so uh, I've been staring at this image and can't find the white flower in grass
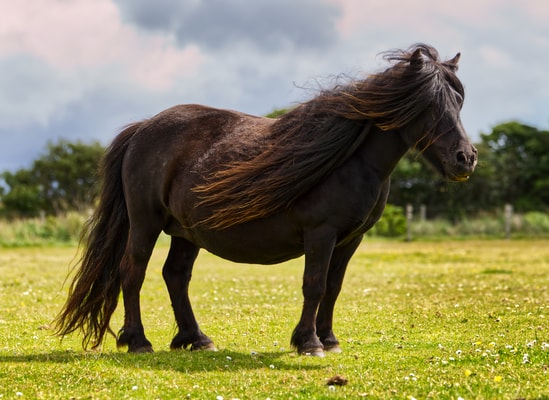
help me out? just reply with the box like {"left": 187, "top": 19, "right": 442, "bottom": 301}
{"left": 404, "top": 373, "right": 417, "bottom": 381}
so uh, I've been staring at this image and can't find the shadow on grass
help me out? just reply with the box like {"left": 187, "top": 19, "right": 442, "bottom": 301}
{"left": 0, "top": 348, "right": 324, "bottom": 373}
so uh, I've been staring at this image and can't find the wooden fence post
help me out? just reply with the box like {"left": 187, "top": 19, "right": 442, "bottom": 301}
{"left": 406, "top": 204, "right": 413, "bottom": 242}
{"left": 504, "top": 203, "right": 513, "bottom": 240}
{"left": 420, "top": 204, "right": 427, "bottom": 222}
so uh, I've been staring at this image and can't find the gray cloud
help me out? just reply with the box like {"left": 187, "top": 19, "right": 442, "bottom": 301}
{"left": 0, "top": 55, "right": 70, "bottom": 130}
{"left": 113, "top": 0, "right": 341, "bottom": 51}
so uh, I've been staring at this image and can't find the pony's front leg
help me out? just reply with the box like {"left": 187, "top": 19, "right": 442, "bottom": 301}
{"left": 316, "top": 236, "right": 362, "bottom": 353}
{"left": 291, "top": 229, "right": 336, "bottom": 357}
{"left": 117, "top": 239, "right": 155, "bottom": 353}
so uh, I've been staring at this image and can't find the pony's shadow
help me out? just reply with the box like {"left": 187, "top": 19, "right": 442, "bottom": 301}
{"left": 0, "top": 348, "right": 323, "bottom": 373}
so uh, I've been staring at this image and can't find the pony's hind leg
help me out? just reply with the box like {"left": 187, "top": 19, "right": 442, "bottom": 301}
{"left": 163, "top": 236, "right": 215, "bottom": 351}
{"left": 117, "top": 229, "right": 159, "bottom": 353}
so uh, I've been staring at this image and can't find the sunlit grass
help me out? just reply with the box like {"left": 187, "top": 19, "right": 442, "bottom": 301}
{"left": 1, "top": 239, "right": 548, "bottom": 399}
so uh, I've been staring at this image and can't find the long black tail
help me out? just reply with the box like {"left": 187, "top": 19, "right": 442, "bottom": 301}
{"left": 54, "top": 123, "right": 141, "bottom": 349}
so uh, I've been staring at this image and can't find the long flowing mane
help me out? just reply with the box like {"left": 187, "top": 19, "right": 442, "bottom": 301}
{"left": 193, "top": 44, "right": 462, "bottom": 229}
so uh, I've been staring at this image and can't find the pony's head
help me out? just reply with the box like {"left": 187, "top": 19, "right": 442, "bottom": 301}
{"left": 323, "top": 43, "right": 477, "bottom": 181}
{"left": 385, "top": 44, "right": 477, "bottom": 181}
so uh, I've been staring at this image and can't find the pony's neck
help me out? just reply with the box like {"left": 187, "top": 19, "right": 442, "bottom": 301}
{"left": 359, "top": 126, "right": 410, "bottom": 182}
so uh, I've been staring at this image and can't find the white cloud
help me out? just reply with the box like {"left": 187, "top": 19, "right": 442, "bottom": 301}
{"left": 1, "top": 0, "right": 204, "bottom": 89}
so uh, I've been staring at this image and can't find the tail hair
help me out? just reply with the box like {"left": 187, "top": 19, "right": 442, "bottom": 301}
{"left": 53, "top": 123, "right": 141, "bottom": 349}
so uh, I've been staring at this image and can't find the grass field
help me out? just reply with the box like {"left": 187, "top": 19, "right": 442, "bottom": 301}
{"left": 1, "top": 239, "right": 548, "bottom": 399}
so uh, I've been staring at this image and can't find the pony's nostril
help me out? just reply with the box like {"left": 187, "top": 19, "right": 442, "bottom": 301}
{"left": 456, "top": 150, "right": 476, "bottom": 167}
{"left": 470, "top": 154, "right": 477, "bottom": 164}
{"left": 471, "top": 147, "right": 478, "bottom": 165}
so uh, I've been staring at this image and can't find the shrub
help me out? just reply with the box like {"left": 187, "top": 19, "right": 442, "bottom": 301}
{"left": 522, "top": 211, "right": 549, "bottom": 235}
{"left": 0, "top": 212, "right": 87, "bottom": 247}
{"left": 371, "top": 204, "right": 406, "bottom": 237}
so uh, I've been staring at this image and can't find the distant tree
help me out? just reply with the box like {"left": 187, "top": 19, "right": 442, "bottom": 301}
{"left": 0, "top": 139, "right": 104, "bottom": 217}
{"left": 387, "top": 153, "right": 438, "bottom": 210}
{"left": 32, "top": 139, "right": 104, "bottom": 213}
{"left": 265, "top": 108, "right": 291, "bottom": 118}
{"left": 387, "top": 151, "right": 477, "bottom": 219}
{"left": 1, "top": 169, "right": 44, "bottom": 217}
{"left": 479, "top": 121, "right": 549, "bottom": 211}
{"left": 389, "top": 121, "right": 549, "bottom": 216}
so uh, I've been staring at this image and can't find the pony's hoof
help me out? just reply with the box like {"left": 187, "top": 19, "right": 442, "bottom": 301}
{"left": 191, "top": 342, "right": 218, "bottom": 352}
{"left": 324, "top": 344, "right": 342, "bottom": 354}
{"left": 300, "top": 348, "right": 325, "bottom": 357}
{"left": 129, "top": 345, "right": 154, "bottom": 353}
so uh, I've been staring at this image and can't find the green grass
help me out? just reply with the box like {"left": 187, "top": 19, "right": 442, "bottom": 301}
{"left": 1, "top": 239, "right": 549, "bottom": 399}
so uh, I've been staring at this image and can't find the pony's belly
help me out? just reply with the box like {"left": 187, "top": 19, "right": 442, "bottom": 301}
{"left": 180, "top": 218, "right": 305, "bottom": 265}
{"left": 199, "top": 231, "right": 304, "bottom": 264}
{"left": 204, "top": 244, "right": 304, "bottom": 265}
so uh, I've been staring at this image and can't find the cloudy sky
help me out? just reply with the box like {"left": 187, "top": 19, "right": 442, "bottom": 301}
{"left": 1, "top": 0, "right": 548, "bottom": 172}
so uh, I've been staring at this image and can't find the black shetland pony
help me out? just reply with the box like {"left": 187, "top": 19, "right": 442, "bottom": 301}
{"left": 55, "top": 44, "right": 477, "bottom": 356}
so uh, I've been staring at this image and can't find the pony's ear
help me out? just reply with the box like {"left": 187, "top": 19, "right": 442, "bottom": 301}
{"left": 445, "top": 52, "right": 461, "bottom": 72}
{"left": 410, "top": 48, "right": 424, "bottom": 71}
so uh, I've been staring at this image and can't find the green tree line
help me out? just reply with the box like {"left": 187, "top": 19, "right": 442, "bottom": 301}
{"left": 389, "top": 121, "right": 549, "bottom": 218}
{"left": 1, "top": 139, "right": 103, "bottom": 218}
{"left": 1, "top": 121, "right": 548, "bottom": 219}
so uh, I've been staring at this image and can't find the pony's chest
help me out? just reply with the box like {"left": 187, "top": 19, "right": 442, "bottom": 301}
{"left": 334, "top": 179, "right": 390, "bottom": 241}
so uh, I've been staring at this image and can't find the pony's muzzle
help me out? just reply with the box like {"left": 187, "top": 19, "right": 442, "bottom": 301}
{"left": 452, "top": 145, "right": 477, "bottom": 181}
